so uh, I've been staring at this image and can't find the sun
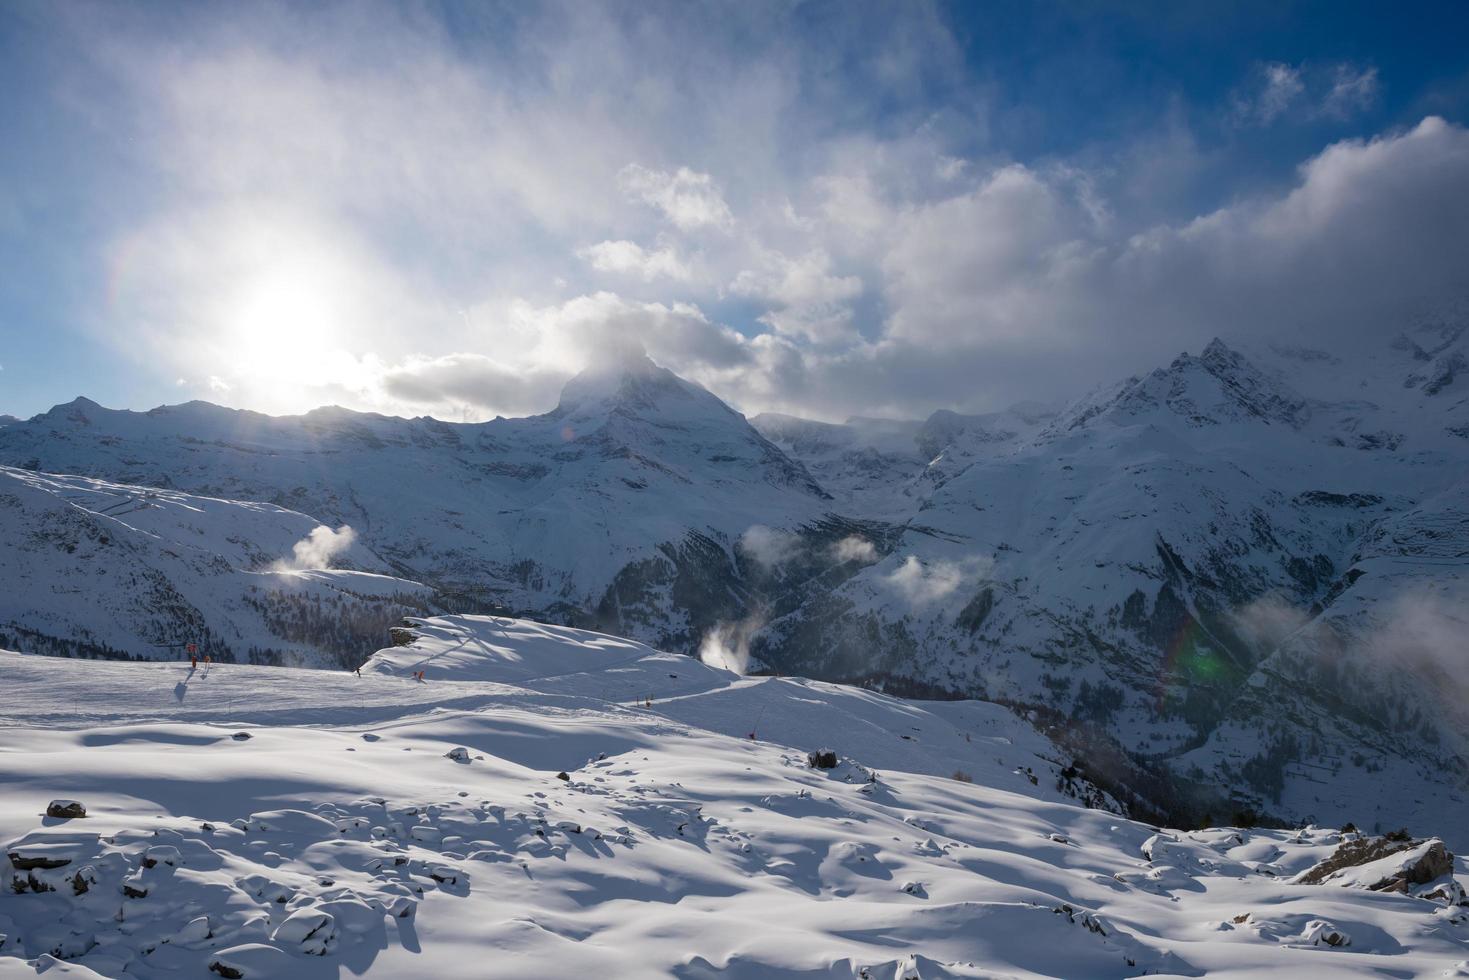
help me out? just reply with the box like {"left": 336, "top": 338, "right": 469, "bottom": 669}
{"left": 229, "top": 267, "right": 339, "bottom": 374}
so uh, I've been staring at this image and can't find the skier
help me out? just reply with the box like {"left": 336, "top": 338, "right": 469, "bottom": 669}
{"left": 190, "top": 654, "right": 198, "bottom": 670}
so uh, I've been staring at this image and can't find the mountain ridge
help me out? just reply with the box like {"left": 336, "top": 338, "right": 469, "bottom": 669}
{"left": 1, "top": 335, "right": 1466, "bottom": 836}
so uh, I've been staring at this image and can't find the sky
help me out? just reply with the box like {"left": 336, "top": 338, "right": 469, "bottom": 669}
{"left": 2, "top": 0, "right": 1469, "bottom": 423}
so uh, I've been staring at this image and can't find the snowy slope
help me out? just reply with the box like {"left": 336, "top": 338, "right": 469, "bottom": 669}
{"left": 3, "top": 616, "right": 1467, "bottom": 979}
{"left": 0, "top": 466, "right": 431, "bottom": 666}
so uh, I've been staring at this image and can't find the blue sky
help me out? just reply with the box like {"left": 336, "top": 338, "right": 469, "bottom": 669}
{"left": 2, "top": 1, "right": 1468, "bottom": 421}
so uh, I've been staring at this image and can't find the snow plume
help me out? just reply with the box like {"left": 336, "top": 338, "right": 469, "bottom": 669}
{"left": 738, "top": 525, "right": 800, "bottom": 570}
{"left": 698, "top": 612, "right": 765, "bottom": 675}
{"left": 273, "top": 524, "right": 356, "bottom": 572}
{"left": 1230, "top": 592, "right": 1314, "bottom": 653}
{"left": 831, "top": 535, "right": 878, "bottom": 564}
{"left": 882, "top": 555, "right": 993, "bottom": 607}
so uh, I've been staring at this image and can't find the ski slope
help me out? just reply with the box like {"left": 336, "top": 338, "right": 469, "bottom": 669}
{"left": 2, "top": 617, "right": 1466, "bottom": 978}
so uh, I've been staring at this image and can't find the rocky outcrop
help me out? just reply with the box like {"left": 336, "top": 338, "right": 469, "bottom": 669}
{"left": 1295, "top": 835, "right": 1454, "bottom": 893}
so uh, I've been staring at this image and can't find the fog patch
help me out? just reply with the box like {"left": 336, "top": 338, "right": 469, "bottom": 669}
{"left": 1231, "top": 591, "right": 1314, "bottom": 653}
{"left": 832, "top": 535, "right": 878, "bottom": 564}
{"left": 882, "top": 555, "right": 993, "bottom": 607}
{"left": 739, "top": 525, "right": 801, "bottom": 570}
{"left": 1367, "top": 588, "right": 1469, "bottom": 685}
{"left": 699, "top": 612, "right": 765, "bottom": 675}
{"left": 272, "top": 524, "right": 357, "bottom": 572}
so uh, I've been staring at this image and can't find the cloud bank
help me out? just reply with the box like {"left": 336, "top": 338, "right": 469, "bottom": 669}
{"left": 22, "top": 5, "right": 1469, "bottom": 423}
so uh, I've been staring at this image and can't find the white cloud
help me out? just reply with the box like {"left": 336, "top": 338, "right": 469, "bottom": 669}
{"left": 731, "top": 249, "right": 862, "bottom": 308}
{"left": 1322, "top": 64, "right": 1380, "bottom": 119}
{"left": 1252, "top": 63, "right": 1304, "bottom": 124}
{"left": 619, "top": 164, "right": 734, "bottom": 230}
{"left": 580, "top": 239, "right": 692, "bottom": 281}
{"left": 1233, "top": 61, "right": 1380, "bottom": 127}
{"left": 731, "top": 248, "right": 864, "bottom": 344}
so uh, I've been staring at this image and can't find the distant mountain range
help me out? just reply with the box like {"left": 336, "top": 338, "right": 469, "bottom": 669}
{"left": 2, "top": 329, "right": 1466, "bottom": 835}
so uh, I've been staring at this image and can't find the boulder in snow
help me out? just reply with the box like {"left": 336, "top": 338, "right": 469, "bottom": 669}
{"left": 808, "top": 749, "right": 838, "bottom": 769}
{"left": 210, "top": 944, "right": 296, "bottom": 977}
{"left": 45, "top": 800, "right": 86, "bottom": 819}
{"left": 270, "top": 908, "right": 336, "bottom": 955}
{"left": 1295, "top": 835, "right": 1454, "bottom": 893}
{"left": 1301, "top": 919, "right": 1351, "bottom": 947}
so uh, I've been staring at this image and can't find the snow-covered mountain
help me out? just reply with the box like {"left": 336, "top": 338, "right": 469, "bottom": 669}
{"left": 1, "top": 332, "right": 1466, "bottom": 837}
{"left": 0, "top": 466, "right": 431, "bottom": 665}
{"left": 2, "top": 617, "right": 1466, "bottom": 978}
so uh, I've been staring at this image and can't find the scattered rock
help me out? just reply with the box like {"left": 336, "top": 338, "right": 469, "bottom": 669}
{"left": 1302, "top": 920, "right": 1351, "bottom": 947}
{"left": 142, "top": 845, "right": 180, "bottom": 869}
{"left": 808, "top": 749, "right": 838, "bottom": 769}
{"left": 45, "top": 800, "right": 86, "bottom": 820}
{"left": 69, "top": 865, "right": 97, "bottom": 896}
{"left": 7, "top": 849, "right": 73, "bottom": 871}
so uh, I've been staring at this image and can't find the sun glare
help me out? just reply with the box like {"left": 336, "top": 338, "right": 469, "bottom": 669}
{"left": 230, "top": 269, "right": 338, "bottom": 373}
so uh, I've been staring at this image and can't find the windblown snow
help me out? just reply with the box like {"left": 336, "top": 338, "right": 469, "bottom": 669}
{"left": 2, "top": 616, "right": 1466, "bottom": 978}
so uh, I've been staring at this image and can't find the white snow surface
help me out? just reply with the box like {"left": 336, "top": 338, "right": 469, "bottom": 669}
{"left": 3, "top": 616, "right": 1467, "bottom": 978}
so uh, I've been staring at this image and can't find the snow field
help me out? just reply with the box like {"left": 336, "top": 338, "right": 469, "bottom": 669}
{"left": 1, "top": 616, "right": 1466, "bottom": 978}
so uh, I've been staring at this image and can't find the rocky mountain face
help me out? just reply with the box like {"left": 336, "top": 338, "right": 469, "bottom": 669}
{"left": 1, "top": 335, "right": 1465, "bottom": 834}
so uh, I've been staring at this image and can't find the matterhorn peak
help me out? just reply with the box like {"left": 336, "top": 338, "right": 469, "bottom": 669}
{"left": 551, "top": 350, "right": 732, "bottom": 425}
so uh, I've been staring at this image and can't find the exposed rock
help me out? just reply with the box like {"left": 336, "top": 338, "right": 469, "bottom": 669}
{"left": 1296, "top": 835, "right": 1454, "bottom": 893}
{"left": 555, "top": 771, "right": 571, "bottom": 781}
{"left": 142, "top": 845, "right": 181, "bottom": 869}
{"left": 389, "top": 626, "right": 418, "bottom": 647}
{"left": 1302, "top": 920, "right": 1350, "bottom": 947}
{"left": 808, "top": 749, "right": 838, "bottom": 769}
{"left": 6, "top": 850, "right": 71, "bottom": 871}
{"left": 444, "top": 747, "right": 470, "bottom": 763}
{"left": 45, "top": 800, "right": 86, "bottom": 819}
{"left": 69, "top": 865, "right": 97, "bottom": 896}
{"left": 231, "top": 732, "right": 252, "bottom": 741}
